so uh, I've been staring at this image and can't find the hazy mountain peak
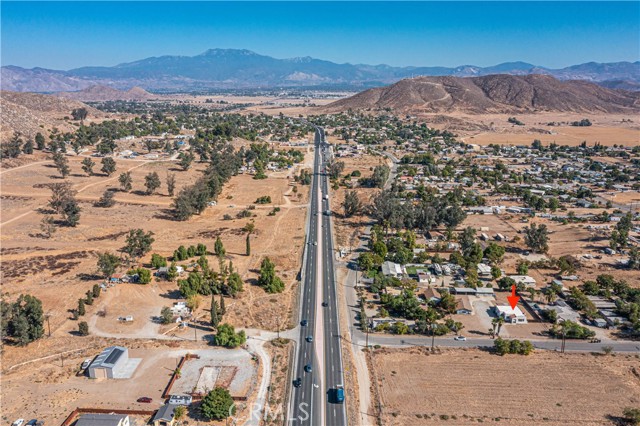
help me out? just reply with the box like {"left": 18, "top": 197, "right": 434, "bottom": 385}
{"left": 199, "top": 48, "right": 259, "bottom": 57}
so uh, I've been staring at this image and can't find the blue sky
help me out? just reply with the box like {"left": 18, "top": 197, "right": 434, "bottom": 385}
{"left": 2, "top": 1, "right": 639, "bottom": 70}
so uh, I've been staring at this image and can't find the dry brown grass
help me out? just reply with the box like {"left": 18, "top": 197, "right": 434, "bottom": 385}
{"left": 371, "top": 347, "right": 640, "bottom": 426}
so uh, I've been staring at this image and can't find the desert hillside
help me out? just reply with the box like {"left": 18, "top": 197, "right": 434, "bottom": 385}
{"left": 0, "top": 91, "right": 106, "bottom": 140}
{"left": 321, "top": 74, "right": 640, "bottom": 114}
{"left": 55, "top": 85, "right": 159, "bottom": 102}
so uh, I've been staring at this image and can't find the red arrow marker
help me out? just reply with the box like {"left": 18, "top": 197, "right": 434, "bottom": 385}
{"left": 507, "top": 285, "right": 520, "bottom": 309}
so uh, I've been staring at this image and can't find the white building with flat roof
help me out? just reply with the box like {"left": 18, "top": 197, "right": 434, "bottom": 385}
{"left": 494, "top": 305, "right": 527, "bottom": 324}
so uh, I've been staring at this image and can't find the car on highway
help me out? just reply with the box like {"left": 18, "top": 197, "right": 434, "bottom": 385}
{"left": 304, "top": 364, "right": 312, "bottom": 373}
{"left": 321, "top": 301, "right": 328, "bottom": 307}
{"left": 300, "top": 319, "right": 308, "bottom": 326}
{"left": 137, "top": 397, "right": 153, "bottom": 403}
{"left": 454, "top": 335, "right": 467, "bottom": 341}
{"left": 305, "top": 335, "right": 313, "bottom": 342}
{"left": 293, "top": 378, "right": 302, "bottom": 388}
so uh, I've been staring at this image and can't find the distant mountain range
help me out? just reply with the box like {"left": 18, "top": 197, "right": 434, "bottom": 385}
{"left": 2, "top": 49, "right": 639, "bottom": 92}
{"left": 321, "top": 74, "right": 640, "bottom": 114}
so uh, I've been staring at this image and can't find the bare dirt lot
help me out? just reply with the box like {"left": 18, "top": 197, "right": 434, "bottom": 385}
{"left": 438, "top": 112, "right": 640, "bottom": 147}
{"left": 371, "top": 347, "right": 640, "bottom": 426}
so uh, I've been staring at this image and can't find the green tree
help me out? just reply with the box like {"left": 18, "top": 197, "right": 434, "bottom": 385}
{"left": 214, "top": 237, "right": 226, "bottom": 257}
{"left": 219, "top": 295, "right": 226, "bottom": 315}
{"left": 211, "top": 296, "right": 220, "bottom": 328}
{"left": 95, "top": 189, "right": 116, "bottom": 208}
{"left": 61, "top": 197, "right": 81, "bottom": 226}
{"left": 77, "top": 298, "right": 86, "bottom": 316}
{"left": 78, "top": 321, "right": 89, "bottom": 336}
{"left": 121, "top": 229, "right": 155, "bottom": 263}
{"left": 97, "top": 252, "right": 121, "bottom": 279}
{"left": 201, "top": 387, "right": 236, "bottom": 421}
{"left": 144, "top": 171, "right": 161, "bottom": 195}
{"left": 516, "top": 261, "right": 529, "bottom": 275}
{"left": 23, "top": 138, "right": 34, "bottom": 154}
{"left": 178, "top": 151, "right": 195, "bottom": 171}
{"left": 214, "top": 323, "right": 246, "bottom": 348}
{"left": 132, "top": 267, "right": 152, "bottom": 284}
{"left": 100, "top": 157, "right": 117, "bottom": 176}
{"left": 610, "top": 213, "right": 633, "bottom": 250}
{"left": 226, "top": 272, "right": 244, "bottom": 296}
{"left": 244, "top": 221, "right": 255, "bottom": 256}
{"left": 167, "top": 262, "right": 179, "bottom": 281}
{"left": 484, "top": 243, "right": 506, "bottom": 265}
{"left": 166, "top": 173, "right": 176, "bottom": 197}
{"left": 524, "top": 223, "right": 549, "bottom": 253}
{"left": 160, "top": 306, "right": 173, "bottom": 325}
{"left": 72, "top": 107, "right": 88, "bottom": 121}
{"left": 35, "top": 132, "right": 46, "bottom": 150}
{"left": 151, "top": 254, "right": 167, "bottom": 269}
{"left": 343, "top": 190, "right": 363, "bottom": 217}
{"left": 623, "top": 407, "right": 640, "bottom": 426}
{"left": 52, "top": 152, "right": 70, "bottom": 178}
{"left": 118, "top": 172, "right": 133, "bottom": 192}
{"left": 258, "top": 257, "right": 285, "bottom": 293}
{"left": 92, "top": 284, "right": 101, "bottom": 298}
{"left": 81, "top": 157, "right": 95, "bottom": 176}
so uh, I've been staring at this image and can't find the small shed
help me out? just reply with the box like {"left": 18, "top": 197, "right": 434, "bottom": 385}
{"left": 87, "top": 346, "right": 129, "bottom": 379}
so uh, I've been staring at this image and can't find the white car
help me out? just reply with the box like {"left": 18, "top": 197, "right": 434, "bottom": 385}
{"left": 454, "top": 336, "right": 467, "bottom": 341}
{"left": 13, "top": 420, "right": 25, "bottom": 426}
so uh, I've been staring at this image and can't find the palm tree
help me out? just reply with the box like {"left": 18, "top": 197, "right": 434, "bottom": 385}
{"left": 527, "top": 287, "right": 537, "bottom": 301}
{"left": 545, "top": 290, "right": 557, "bottom": 305}
{"left": 492, "top": 316, "right": 505, "bottom": 338}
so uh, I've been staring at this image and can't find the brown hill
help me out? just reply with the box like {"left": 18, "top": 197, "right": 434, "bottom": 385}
{"left": 55, "top": 85, "right": 159, "bottom": 102}
{"left": 321, "top": 74, "right": 640, "bottom": 114}
{"left": 0, "top": 91, "right": 106, "bottom": 141}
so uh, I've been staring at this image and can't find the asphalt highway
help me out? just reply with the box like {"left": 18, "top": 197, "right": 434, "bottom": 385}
{"left": 289, "top": 127, "right": 348, "bottom": 426}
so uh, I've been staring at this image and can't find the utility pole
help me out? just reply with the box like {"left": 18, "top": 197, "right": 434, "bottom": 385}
{"left": 431, "top": 324, "right": 435, "bottom": 351}
{"left": 45, "top": 313, "right": 51, "bottom": 337}
{"left": 194, "top": 320, "right": 198, "bottom": 342}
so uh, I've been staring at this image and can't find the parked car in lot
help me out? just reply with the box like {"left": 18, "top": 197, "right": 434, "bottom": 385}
{"left": 137, "top": 397, "right": 153, "bottom": 403}
{"left": 26, "top": 420, "right": 38, "bottom": 426}
{"left": 454, "top": 335, "right": 467, "bottom": 341}
{"left": 12, "top": 420, "right": 25, "bottom": 426}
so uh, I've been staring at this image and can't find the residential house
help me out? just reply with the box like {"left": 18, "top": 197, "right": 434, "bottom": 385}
{"left": 381, "top": 261, "right": 404, "bottom": 278}
{"left": 455, "top": 296, "right": 473, "bottom": 314}
{"left": 152, "top": 404, "right": 179, "bottom": 426}
{"left": 494, "top": 305, "right": 527, "bottom": 324}
{"left": 76, "top": 414, "right": 129, "bottom": 426}
{"left": 509, "top": 275, "right": 537, "bottom": 288}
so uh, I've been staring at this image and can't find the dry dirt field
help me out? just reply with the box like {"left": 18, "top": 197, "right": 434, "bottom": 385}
{"left": 1, "top": 143, "right": 312, "bottom": 367}
{"left": 431, "top": 112, "right": 640, "bottom": 147}
{"left": 371, "top": 347, "right": 640, "bottom": 426}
